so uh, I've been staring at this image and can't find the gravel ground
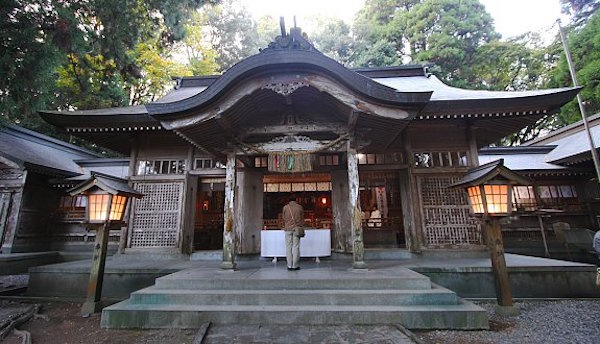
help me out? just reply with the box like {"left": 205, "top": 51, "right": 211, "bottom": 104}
{"left": 1, "top": 275, "right": 599, "bottom": 343}
{"left": 417, "top": 299, "right": 600, "bottom": 344}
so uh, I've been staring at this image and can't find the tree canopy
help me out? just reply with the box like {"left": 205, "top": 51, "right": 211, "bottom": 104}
{"left": 2, "top": 0, "right": 600, "bottom": 147}
{"left": 1, "top": 0, "right": 215, "bottom": 135}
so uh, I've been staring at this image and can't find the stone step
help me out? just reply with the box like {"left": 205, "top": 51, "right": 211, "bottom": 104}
{"left": 129, "top": 286, "right": 458, "bottom": 306}
{"left": 364, "top": 249, "right": 413, "bottom": 260}
{"left": 154, "top": 277, "right": 431, "bottom": 290}
{"left": 153, "top": 269, "right": 432, "bottom": 291}
{"left": 101, "top": 300, "right": 488, "bottom": 329}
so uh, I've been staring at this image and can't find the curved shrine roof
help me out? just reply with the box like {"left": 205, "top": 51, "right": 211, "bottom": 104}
{"left": 38, "top": 29, "right": 579, "bottom": 154}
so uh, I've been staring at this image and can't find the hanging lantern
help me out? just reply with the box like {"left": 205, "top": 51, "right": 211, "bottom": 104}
{"left": 450, "top": 159, "right": 529, "bottom": 217}
{"left": 68, "top": 171, "right": 143, "bottom": 224}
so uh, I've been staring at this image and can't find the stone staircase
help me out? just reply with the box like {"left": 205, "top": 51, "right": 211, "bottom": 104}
{"left": 101, "top": 263, "right": 489, "bottom": 330}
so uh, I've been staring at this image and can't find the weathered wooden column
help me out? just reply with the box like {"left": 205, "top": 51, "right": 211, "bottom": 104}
{"left": 485, "top": 217, "right": 517, "bottom": 315}
{"left": 1, "top": 170, "right": 26, "bottom": 254}
{"left": 347, "top": 143, "right": 367, "bottom": 269}
{"left": 221, "top": 152, "right": 237, "bottom": 270}
{"left": 81, "top": 222, "right": 109, "bottom": 315}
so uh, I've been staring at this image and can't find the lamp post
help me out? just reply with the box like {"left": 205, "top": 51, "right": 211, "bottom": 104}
{"left": 450, "top": 159, "right": 529, "bottom": 316}
{"left": 68, "top": 172, "right": 142, "bottom": 316}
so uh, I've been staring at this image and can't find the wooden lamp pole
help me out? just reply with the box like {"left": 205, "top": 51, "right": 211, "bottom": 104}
{"left": 450, "top": 159, "right": 530, "bottom": 316}
{"left": 67, "top": 172, "right": 142, "bottom": 316}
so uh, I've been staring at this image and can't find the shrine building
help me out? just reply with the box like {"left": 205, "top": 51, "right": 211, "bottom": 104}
{"left": 39, "top": 28, "right": 581, "bottom": 268}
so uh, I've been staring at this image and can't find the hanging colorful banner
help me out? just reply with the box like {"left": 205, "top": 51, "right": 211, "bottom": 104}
{"left": 268, "top": 152, "right": 313, "bottom": 172}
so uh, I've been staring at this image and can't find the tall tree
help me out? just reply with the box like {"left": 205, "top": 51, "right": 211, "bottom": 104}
{"left": 255, "top": 15, "right": 280, "bottom": 52}
{"left": 0, "top": 1, "right": 64, "bottom": 130}
{"left": 352, "top": 0, "right": 500, "bottom": 85}
{"left": 395, "top": 0, "right": 500, "bottom": 86}
{"left": 199, "top": 0, "right": 260, "bottom": 71}
{"left": 1, "top": 0, "right": 215, "bottom": 132}
{"left": 352, "top": 0, "right": 414, "bottom": 67}
{"left": 561, "top": 0, "right": 600, "bottom": 27}
{"left": 311, "top": 17, "right": 354, "bottom": 66}
{"left": 549, "top": 10, "right": 600, "bottom": 126}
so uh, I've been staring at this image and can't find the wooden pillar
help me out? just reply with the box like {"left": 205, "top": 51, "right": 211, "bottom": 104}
{"left": 221, "top": 152, "right": 237, "bottom": 270}
{"left": 485, "top": 217, "right": 517, "bottom": 315}
{"left": 81, "top": 222, "right": 109, "bottom": 315}
{"left": 1, "top": 171, "right": 27, "bottom": 254}
{"left": 235, "top": 170, "right": 263, "bottom": 254}
{"left": 399, "top": 169, "right": 420, "bottom": 252}
{"left": 347, "top": 144, "right": 367, "bottom": 269}
{"left": 119, "top": 139, "right": 138, "bottom": 254}
{"left": 467, "top": 125, "right": 480, "bottom": 167}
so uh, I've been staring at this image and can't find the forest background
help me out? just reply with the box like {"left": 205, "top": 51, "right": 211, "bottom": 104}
{"left": 1, "top": 0, "right": 599, "bottom": 152}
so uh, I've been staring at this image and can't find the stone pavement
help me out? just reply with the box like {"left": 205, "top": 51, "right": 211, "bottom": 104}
{"left": 202, "top": 324, "right": 417, "bottom": 343}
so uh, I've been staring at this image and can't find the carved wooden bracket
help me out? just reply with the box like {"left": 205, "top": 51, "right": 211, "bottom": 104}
{"left": 262, "top": 80, "right": 308, "bottom": 96}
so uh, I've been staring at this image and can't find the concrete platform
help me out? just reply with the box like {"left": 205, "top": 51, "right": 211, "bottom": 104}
{"left": 24, "top": 250, "right": 600, "bottom": 301}
{"left": 406, "top": 253, "right": 600, "bottom": 298}
{"left": 0, "top": 252, "right": 61, "bottom": 275}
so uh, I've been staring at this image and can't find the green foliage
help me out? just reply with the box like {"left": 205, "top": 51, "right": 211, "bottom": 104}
{"left": 398, "top": 0, "right": 500, "bottom": 85}
{"left": 561, "top": 0, "right": 600, "bottom": 27}
{"left": 352, "top": 0, "right": 417, "bottom": 67}
{"left": 310, "top": 17, "right": 354, "bottom": 66}
{"left": 352, "top": 0, "right": 500, "bottom": 85}
{"left": 179, "top": 11, "right": 220, "bottom": 75}
{"left": 550, "top": 11, "right": 600, "bottom": 127}
{"left": 471, "top": 34, "right": 553, "bottom": 91}
{"left": 0, "top": 0, "right": 63, "bottom": 130}
{"left": 198, "top": 0, "right": 260, "bottom": 71}
{"left": 255, "top": 15, "right": 281, "bottom": 50}
{"left": 0, "top": 0, "right": 215, "bottom": 138}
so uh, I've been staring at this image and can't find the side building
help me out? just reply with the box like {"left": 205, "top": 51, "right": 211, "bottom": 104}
{"left": 480, "top": 113, "right": 600, "bottom": 262}
{"left": 0, "top": 124, "right": 129, "bottom": 257}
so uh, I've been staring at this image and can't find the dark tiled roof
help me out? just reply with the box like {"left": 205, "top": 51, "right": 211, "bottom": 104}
{"left": 0, "top": 125, "right": 101, "bottom": 177}
{"left": 449, "top": 159, "right": 530, "bottom": 188}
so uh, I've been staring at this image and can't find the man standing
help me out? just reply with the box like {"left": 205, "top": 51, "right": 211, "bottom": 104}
{"left": 283, "top": 196, "right": 304, "bottom": 271}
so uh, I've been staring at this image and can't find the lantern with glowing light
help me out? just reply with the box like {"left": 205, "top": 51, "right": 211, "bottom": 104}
{"left": 451, "top": 159, "right": 529, "bottom": 217}
{"left": 68, "top": 171, "right": 142, "bottom": 315}
{"left": 449, "top": 159, "right": 529, "bottom": 314}
{"left": 69, "top": 172, "right": 142, "bottom": 224}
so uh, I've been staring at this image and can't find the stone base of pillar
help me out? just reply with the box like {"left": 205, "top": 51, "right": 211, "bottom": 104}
{"left": 220, "top": 261, "right": 236, "bottom": 270}
{"left": 81, "top": 300, "right": 103, "bottom": 316}
{"left": 495, "top": 305, "right": 519, "bottom": 316}
{"left": 352, "top": 261, "right": 368, "bottom": 269}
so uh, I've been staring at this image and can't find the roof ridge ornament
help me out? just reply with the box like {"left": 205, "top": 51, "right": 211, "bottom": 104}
{"left": 260, "top": 17, "right": 316, "bottom": 53}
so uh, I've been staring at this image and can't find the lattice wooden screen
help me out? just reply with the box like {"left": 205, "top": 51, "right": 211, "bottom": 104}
{"left": 418, "top": 176, "right": 481, "bottom": 247}
{"left": 130, "top": 182, "right": 183, "bottom": 248}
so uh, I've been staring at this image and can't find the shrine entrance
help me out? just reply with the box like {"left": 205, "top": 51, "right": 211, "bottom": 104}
{"left": 193, "top": 177, "right": 225, "bottom": 251}
{"left": 262, "top": 173, "right": 333, "bottom": 230}
{"left": 359, "top": 171, "right": 406, "bottom": 248}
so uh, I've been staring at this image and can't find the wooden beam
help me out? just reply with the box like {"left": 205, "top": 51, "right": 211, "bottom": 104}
{"left": 383, "top": 129, "right": 404, "bottom": 151}
{"left": 173, "top": 129, "right": 225, "bottom": 161}
{"left": 241, "top": 123, "right": 346, "bottom": 138}
{"left": 347, "top": 110, "right": 359, "bottom": 133}
{"left": 216, "top": 113, "right": 235, "bottom": 136}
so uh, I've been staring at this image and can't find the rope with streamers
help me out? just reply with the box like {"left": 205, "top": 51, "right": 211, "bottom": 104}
{"left": 237, "top": 134, "right": 350, "bottom": 173}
